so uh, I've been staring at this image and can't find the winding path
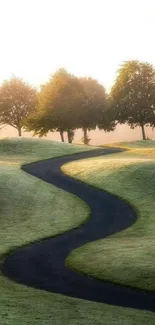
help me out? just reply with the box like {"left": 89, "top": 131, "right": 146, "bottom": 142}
{"left": 2, "top": 148, "right": 155, "bottom": 312}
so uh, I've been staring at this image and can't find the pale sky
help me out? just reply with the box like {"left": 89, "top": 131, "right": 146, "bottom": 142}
{"left": 0, "top": 0, "right": 155, "bottom": 91}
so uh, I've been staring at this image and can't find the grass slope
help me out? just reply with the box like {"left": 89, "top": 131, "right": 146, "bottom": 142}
{"left": 0, "top": 138, "right": 154, "bottom": 324}
{"left": 63, "top": 140, "right": 155, "bottom": 292}
{"left": 0, "top": 138, "right": 91, "bottom": 254}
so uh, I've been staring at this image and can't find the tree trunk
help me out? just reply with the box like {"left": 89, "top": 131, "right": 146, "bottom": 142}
{"left": 67, "top": 129, "right": 74, "bottom": 143}
{"left": 60, "top": 130, "right": 65, "bottom": 142}
{"left": 141, "top": 124, "right": 146, "bottom": 140}
{"left": 83, "top": 127, "right": 88, "bottom": 144}
{"left": 67, "top": 130, "right": 72, "bottom": 143}
{"left": 18, "top": 127, "right": 22, "bottom": 137}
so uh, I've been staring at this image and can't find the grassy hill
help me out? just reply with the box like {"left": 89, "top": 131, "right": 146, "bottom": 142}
{"left": 0, "top": 138, "right": 154, "bottom": 325}
{"left": 63, "top": 140, "right": 155, "bottom": 291}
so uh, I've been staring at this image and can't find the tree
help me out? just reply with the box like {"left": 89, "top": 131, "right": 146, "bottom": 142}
{"left": 0, "top": 77, "right": 37, "bottom": 136}
{"left": 66, "top": 129, "right": 75, "bottom": 143}
{"left": 78, "top": 78, "right": 110, "bottom": 144}
{"left": 110, "top": 60, "right": 155, "bottom": 140}
{"left": 27, "top": 69, "right": 85, "bottom": 143}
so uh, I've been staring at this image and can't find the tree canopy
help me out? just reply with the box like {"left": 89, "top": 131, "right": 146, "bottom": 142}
{"left": 4, "top": 61, "right": 155, "bottom": 143}
{"left": 27, "top": 69, "right": 85, "bottom": 143}
{"left": 27, "top": 72, "right": 115, "bottom": 143}
{"left": 0, "top": 76, "right": 37, "bottom": 136}
{"left": 78, "top": 77, "right": 111, "bottom": 143}
{"left": 110, "top": 60, "right": 155, "bottom": 139}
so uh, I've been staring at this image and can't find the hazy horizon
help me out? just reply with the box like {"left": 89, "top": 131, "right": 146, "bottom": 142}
{"left": 1, "top": 124, "right": 155, "bottom": 145}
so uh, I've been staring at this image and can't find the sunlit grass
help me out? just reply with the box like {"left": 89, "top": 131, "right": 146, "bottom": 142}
{"left": 63, "top": 140, "right": 155, "bottom": 292}
{"left": 105, "top": 139, "right": 155, "bottom": 149}
{"left": 0, "top": 166, "right": 90, "bottom": 255}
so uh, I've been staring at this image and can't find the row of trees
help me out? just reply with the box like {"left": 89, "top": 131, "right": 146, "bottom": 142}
{"left": 27, "top": 69, "right": 115, "bottom": 144}
{"left": 0, "top": 60, "right": 155, "bottom": 143}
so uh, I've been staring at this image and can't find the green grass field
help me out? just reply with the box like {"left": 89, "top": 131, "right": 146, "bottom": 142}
{"left": 0, "top": 138, "right": 92, "bottom": 255}
{"left": 0, "top": 138, "right": 154, "bottom": 325}
{"left": 63, "top": 140, "right": 155, "bottom": 293}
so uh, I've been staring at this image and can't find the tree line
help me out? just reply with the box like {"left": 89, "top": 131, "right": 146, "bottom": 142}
{"left": 0, "top": 60, "right": 155, "bottom": 143}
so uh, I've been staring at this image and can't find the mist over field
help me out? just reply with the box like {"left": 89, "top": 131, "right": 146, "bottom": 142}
{"left": 1, "top": 124, "right": 155, "bottom": 145}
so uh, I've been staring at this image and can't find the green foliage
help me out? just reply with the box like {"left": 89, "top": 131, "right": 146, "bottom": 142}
{"left": 78, "top": 77, "right": 112, "bottom": 143}
{"left": 78, "top": 77, "right": 107, "bottom": 129}
{"left": 26, "top": 72, "right": 114, "bottom": 144}
{"left": 0, "top": 76, "right": 37, "bottom": 136}
{"left": 27, "top": 69, "right": 85, "bottom": 142}
{"left": 110, "top": 60, "right": 155, "bottom": 139}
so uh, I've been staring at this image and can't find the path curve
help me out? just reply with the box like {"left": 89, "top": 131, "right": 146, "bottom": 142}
{"left": 2, "top": 148, "right": 155, "bottom": 312}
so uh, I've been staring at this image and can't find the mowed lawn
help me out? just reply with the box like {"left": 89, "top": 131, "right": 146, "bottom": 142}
{"left": 0, "top": 138, "right": 92, "bottom": 253}
{"left": 0, "top": 138, "right": 154, "bottom": 325}
{"left": 63, "top": 140, "right": 155, "bottom": 292}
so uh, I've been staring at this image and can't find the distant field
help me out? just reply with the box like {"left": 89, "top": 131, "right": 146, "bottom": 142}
{"left": 1, "top": 123, "right": 155, "bottom": 145}
{"left": 106, "top": 139, "right": 155, "bottom": 148}
{"left": 63, "top": 140, "right": 155, "bottom": 291}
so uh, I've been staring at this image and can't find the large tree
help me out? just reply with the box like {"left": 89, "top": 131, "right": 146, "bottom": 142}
{"left": 27, "top": 69, "right": 85, "bottom": 143}
{"left": 78, "top": 77, "right": 111, "bottom": 144}
{"left": 0, "top": 76, "right": 37, "bottom": 136}
{"left": 110, "top": 60, "right": 155, "bottom": 140}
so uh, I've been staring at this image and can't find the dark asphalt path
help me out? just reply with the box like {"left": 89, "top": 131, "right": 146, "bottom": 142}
{"left": 2, "top": 148, "right": 155, "bottom": 312}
